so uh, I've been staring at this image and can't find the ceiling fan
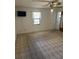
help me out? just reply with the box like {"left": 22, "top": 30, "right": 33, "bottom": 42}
{"left": 41, "top": 0, "right": 63, "bottom": 8}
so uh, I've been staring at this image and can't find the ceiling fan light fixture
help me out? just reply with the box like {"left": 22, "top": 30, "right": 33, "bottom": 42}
{"left": 51, "top": 9, "right": 53, "bottom": 12}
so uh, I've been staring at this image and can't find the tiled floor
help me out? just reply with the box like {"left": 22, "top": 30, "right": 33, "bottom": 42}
{"left": 15, "top": 31, "right": 63, "bottom": 59}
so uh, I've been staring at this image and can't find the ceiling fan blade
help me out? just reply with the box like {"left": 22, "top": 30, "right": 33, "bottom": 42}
{"left": 43, "top": 1, "right": 52, "bottom": 7}
{"left": 37, "top": 0, "right": 52, "bottom": 2}
{"left": 53, "top": 5, "right": 63, "bottom": 8}
{"left": 39, "top": 0, "right": 62, "bottom": 8}
{"left": 58, "top": 2, "right": 61, "bottom": 4}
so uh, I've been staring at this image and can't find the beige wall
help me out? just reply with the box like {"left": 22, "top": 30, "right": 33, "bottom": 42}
{"left": 15, "top": 7, "right": 54, "bottom": 34}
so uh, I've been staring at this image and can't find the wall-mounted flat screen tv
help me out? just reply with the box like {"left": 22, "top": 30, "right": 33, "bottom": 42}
{"left": 17, "top": 11, "right": 26, "bottom": 17}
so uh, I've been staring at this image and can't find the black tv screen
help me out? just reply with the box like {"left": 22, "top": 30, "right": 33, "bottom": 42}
{"left": 17, "top": 11, "right": 26, "bottom": 17}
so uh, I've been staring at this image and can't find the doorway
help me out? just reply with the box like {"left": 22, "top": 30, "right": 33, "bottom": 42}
{"left": 56, "top": 11, "right": 62, "bottom": 30}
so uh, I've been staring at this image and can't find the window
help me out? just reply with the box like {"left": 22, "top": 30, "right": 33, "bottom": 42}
{"left": 58, "top": 12, "right": 61, "bottom": 18}
{"left": 32, "top": 12, "right": 41, "bottom": 24}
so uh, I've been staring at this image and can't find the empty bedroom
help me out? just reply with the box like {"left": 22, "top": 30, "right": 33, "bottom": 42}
{"left": 15, "top": 0, "right": 63, "bottom": 59}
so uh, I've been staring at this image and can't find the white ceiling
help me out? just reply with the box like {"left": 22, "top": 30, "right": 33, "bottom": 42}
{"left": 15, "top": 0, "right": 63, "bottom": 8}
